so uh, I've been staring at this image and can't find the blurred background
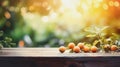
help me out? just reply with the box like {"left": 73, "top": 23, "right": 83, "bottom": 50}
{"left": 0, "top": 0, "right": 120, "bottom": 47}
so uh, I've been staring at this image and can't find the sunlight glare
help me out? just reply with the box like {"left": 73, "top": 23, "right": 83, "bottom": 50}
{"left": 61, "top": 0, "right": 79, "bottom": 9}
{"left": 114, "top": 1, "right": 120, "bottom": 7}
{"left": 42, "top": 16, "right": 49, "bottom": 22}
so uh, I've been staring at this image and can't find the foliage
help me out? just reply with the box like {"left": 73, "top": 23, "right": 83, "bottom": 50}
{"left": 0, "top": 31, "right": 16, "bottom": 49}
{"left": 84, "top": 25, "right": 120, "bottom": 52}
{"left": 0, "top": 0, "right": 120, "bottom": 48}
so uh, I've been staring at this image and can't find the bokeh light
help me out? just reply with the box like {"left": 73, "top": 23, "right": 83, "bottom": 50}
{"left": 0, "top": 0, "right": 120, "bottom": 47}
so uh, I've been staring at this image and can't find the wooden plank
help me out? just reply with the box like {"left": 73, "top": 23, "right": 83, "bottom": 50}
{"left": 0, "top": 48, "right": 120, "bottom": 58}
{"left": 0, "top": 48, "right": 120, "bottom": 67}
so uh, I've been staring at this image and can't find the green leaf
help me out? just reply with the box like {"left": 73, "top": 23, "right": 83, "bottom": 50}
{"left": 100, "top": 33, "right": 107, "bottom": 37}
{"left": 84, "top": 27, "right": 96, "bottom": 33}
{"left": 85, "top": 44, "right": 92, "bottom": 47}
{"left": 0, "top": 31, "right": 3, "bottom": 37}
{"left": 0, "top": 44, "right": 3, "bottom": 49}
{"left": 10, "top": 43, "right": 16, "bottom": 46}
{"left": 112, "top": 33, "right": 119, "bottom": 37}
{"left": 94, "top": 26, "right": 109, "bottom": 34}
{"left": 5, "top": 37, "right": 12, "bottom": 42}
{"left": 86, "top": 34, "right": 96, "bottom": 37}
{"left": 93, "top": 40, "right": 99, "bottom": 46}
{"left": 100, "top": 26, "right": 109, "bottom": 32}
{"left": 94, "top": 26, "right": 100, "bottom": 32}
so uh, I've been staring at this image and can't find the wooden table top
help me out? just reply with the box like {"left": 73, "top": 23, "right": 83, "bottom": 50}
{"left": 0, "top": 48, "right": 120, "bottom": 67}
{"left": 0, "top": 48, "right": 120, "bottom": 57}
{"left": 0, "top": 48, "right": 120, "bottom": 61}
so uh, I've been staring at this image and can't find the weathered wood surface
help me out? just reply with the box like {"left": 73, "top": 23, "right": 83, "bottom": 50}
{"left": 0, "top": 48, "right": 120, "bottom": 62}
{"left": 0, "top": 48, "right": 120, "bottom": 67}
{"left": 0, "top": 48, "right": 120, "bottom": 57}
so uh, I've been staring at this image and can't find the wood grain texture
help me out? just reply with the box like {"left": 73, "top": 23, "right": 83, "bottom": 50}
{"left": 0, "top": 48, "right": 120, "bottom": 57}
{"left": 0, "top": 48, "right": 120, "bottom": 67}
